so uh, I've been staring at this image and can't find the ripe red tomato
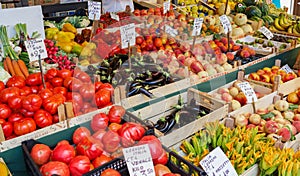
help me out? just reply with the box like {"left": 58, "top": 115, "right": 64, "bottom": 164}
{"left": 20, "top": 108, "right": 35, "bottom": 117}
{"left": 58, "top": 69, "right": 72, "bottom": 79}
{"left": 94, "top": 81, "right": 103, "bottom": 92}
{"left": 100, "top": 168, "right": 121, "bottom": 176}
{"left": 95, "top": 89, "right": 111, "bottom": 108}
{"left": 91, "top": 113, "right": 109, "bottom": 131}
{"left": 30, "top": 86, "right": 39, "bottom": 94}
{"left": 69, "top": 155, "right": 91, "bottom": 176}
{"left": 0, "top": 104, "right": 12, "bottom": 119}
{"left": 52, "top": 142, "right": 76, "bottom": 164}
{"left": 30, "top": 144, "right": 51, "bottom": 165}
{"left": 0, "top": 81, "right": 4, "bottom": 92}
{"left": 45, "top": 68, "right": 58, "bottom": 81}
{"left": 34, "top": 109, "right": 53, "bottom": 128}
{"left": 108, "top": 106, "right": 125, "bottom": 124}
{"left": 99, "top": 83, "right": 114, "bottom": 95}
{"left": 72, "top": 127, "right": 91, "bottom": 145}
{"left": 26, "top": 73, "right": 42, "bottom": 86}
{"left": 138, "top": 135, "right": 163, "bottom": 160}
{"left": 22, "top": 94, "right": 43, "bottom": 112}
{"left": 69, "top": 78, "right": 83, "bottom": 92}
{"left": 8, "top": 112, "right": 23, "bottom": 123}
{"left": 63, "top": 77, "right": 73, "bottom": 88}
{"left": 51, "top": 77, "right": 64, "bottom": 87}
{"left": 66, "top": 92, "right": 83, "bottom": 106}
{"left": 0, "top": 87, "right": 20, "bottom": 103}
{"left": 38, "top": 89, "right": 53, "bottom": 100}
{"left": 7, "top": 95, "right": 23, "bottom": 110}
{"left": 92, "top": 155, "right": 112, "bottom": 168}
{"left": 40, "top": 161, "right": 70, "bottom": 176}
{"left": 38, "top": 82, "right": 53, "bottom": 91}
{"left": 53, "top": 87, "right": 68, "bottom": 98}
{"left": 56, "top": 140, "right": 70, "bottom": 146}
{"left": 102, "top": 130, "right": 120, "bottom": 153}
{"left": 92, "top": 129, "right": 106, "bottom": 142}
{"left": 13, "top": 118, "right": 36, "bottom": 136}
{"left": 80, "top": 84, "right": 95, "bottom": 100}
{"left": 0, "top": 121, "right": 13, "bottom": 138}
{"left": 76, "top": 137, "right": 103, "bottom": 160}
{"left": 52, "top": 114, "right": 59, "bottom": 123}
{"left": 6, "top": 75, "right": 26, "bottom": 88}
{"left": 43, "top": 94, "right": 66, "bottom": 114}
{"left": 20, "top": 86, "right": 32, "bottom": 96}
{"left": 76, "top": 71, "right": 91, "bottom": 83}
{"left": 153, "top": 149, "right": 168, "bottom": 165}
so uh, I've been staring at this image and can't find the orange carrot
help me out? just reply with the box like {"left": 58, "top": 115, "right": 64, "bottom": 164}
{"left": 5, "top": 57, "right": 15, "bottom": 76}
{"left": 3, "top": 59, "right": 9, "bottom": 73}
{"left": 12, "top": 60, "right": 25, "bottom": 79}
{"left": 17, "top": 59, "right": 29, "bottom": 78}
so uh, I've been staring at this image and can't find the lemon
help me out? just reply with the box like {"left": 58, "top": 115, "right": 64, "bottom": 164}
{"left": 0, "top": 162, "right": 9, "bottom": 176}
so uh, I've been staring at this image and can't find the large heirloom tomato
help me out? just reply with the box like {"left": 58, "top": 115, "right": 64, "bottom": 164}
{"left": 100, "top": 168, "right": 121, "bottom": 176}
{"left": 0, "top": 81, "right": 4, "bottom": 92}
{"left": 102, "top": 130, "right": 120, "bottom": 153}
{"left": 50, "top": 77, "right": 63, "bottom": 87}
{"left": 53, "top": 87, "right": 68, "bottom": 98}
{"left": 58, "top": 69, "right": 72, "bottom": 79}
{"left": 30, "top": 144, "right": 51, "bottom": 165}
{"left": 69, "top": 155, "right": 91, "bottom": 176}
{"left": 38, "top": 89, "right": 53, "bottom": 100}
{"left": 95, "top": 89, "right": 111, "bottom": 108}
{"left": 80, "top": 84, "right": 95, "bottom": 100}
{"left": 43, "top": 94, "right": 66, "bottom": 114}
{"left": 0, "top": 120, "right": 13, "bottom": 138}
{"left": 6, "top": 75, "right": 25, "bottom": 88}
{"left": 51, "top": 142, "right": 76, "bottom": 164}
{"left": 26, "top": 73, "right": 42, "bottom": 86}
{"left": 34, "top": 109, "right": 53, "bottom": 128}
{"left": 0, "top": 87, "right": 20, "bottom": 103}
{"left": 91, "top": 113, "right": 109, "bottom": 131}
{"left": 22, "top": 94, "right": 43, "bottom": 112}
{"left": 0, "top": 104, "right": 12, "bottom": 119}
{"left": 92, "top": 155, "right": 112, "bottom": 168}
{"left": 8, "top": 112, "right": 23, "bottom": 123}
{"left": 66, "top": 92, "right": 83, "bottom": 106}
{"left": 108, "top": 105, "right": 125, "bottom": 124}
{"left": 13, "top": 118, "right": 36, "bottom": 136}
{"left": 7, "top": 95, "right": 23, "bottom": 110}
{"left": 72, "top": 127, "right": 91, "bottom": 145}
{"left": 76, "top": 137, "right": 103, "bottom": 160}
{"left": 20, "top": 86, "right": 32, "bottom": 96}
{"left": 40, "top": 161, "right": 70, "bottom": 176}
{"left": 45, "top": 68, "right": 58, "bottom": 81}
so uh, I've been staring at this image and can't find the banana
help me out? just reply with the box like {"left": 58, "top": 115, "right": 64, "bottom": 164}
{"left": 282, "top": 14, "right": 293, "bottom": 27}
{"left": 296, "top": 23, "right": 300, "bottom": 33}
{"left": 279, "top": 16, "right": 290, "bottom": 29}
{"left": 274, "top": 18, "right": 286, "bottom": 31}
{"left": 293, "top": 24, "right": 300, "bottom": 35}
{"left": 288, "top": 26, "right": 293, "bottom": 33}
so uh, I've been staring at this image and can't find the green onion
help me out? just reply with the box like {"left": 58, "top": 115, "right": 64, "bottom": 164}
{"left": 0, "top": 25, "right": 19, "bottom": 60}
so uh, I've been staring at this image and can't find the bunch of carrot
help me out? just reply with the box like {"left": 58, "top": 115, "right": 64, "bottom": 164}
{"left": 3, "top": 57, "right": 29, "bottom": 78}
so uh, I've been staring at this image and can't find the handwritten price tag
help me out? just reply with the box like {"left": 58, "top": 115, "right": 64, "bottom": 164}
{"left": 120, "top": 23, "right": 136, "bottom": 49}
{"left": 192, "top": 18, "right": 204, "bottom": 36}
{"left": 123, "top": 144, "right": 155, "bottom": 176}
{"left": 165, "top": 25, "right": 178, "bottom": 37}
{"left": 24, "top": 38, "right": 48, "bottom": 62}
{"left": 219, "top": 15, "right": 232, "bottom": 34}
{"left": 110, "top": 12, "right": 120, "bottom": 21}
{"left": 280, "top": 64, "right": 294, "bottom": 73}
{"left": 88, "top": 1, "right": 101, "bottom": 20}
{"left": 163, "top": 0, "right": 170, "bottom": 14}
{"left": 259, "top": 26, "right": 273, "bottom": 40}
{"left": 237, "top": 82, "right": 257, "bottom": 103}
{"left": 200, "top": 147, "right": 238, "bottom": 176}
{"left": 0, "top": 67, "right": 11, "bottom": 83}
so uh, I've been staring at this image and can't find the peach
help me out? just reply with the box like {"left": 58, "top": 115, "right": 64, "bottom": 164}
{"left": 235, "top": 114, "right": 248, "bottom": 127}
{"left": 292, "top": 121, "right": 300, "bottom": 133}
{"left": 229, "top": 87, "right": 239, "bottom": 97}
{"left": 293, "top": 114, "right": 300, "bottom": 121}
{"left": 260, "top": 74, "right": 271, "bottom": 83}
{"left": 216, "top": 53, "right": 228, "bottom": 65}
{"left": 217, "top": 88, "right": 229, "bottom": 94}
{"left": 277, "top": 127, "right": 292, "bottom": 142}
{"left": 283, "top": 73, "right": 297, "bottom": 83}
{"left": 256, "top": 69, "right": 265, "bottom": 76}
{"left": 285, "top": 124, "right": 297, "bottom": 135}
{"left": 256, "top": 108, "right": 268, "bottom": 115}
{"left": 264, "top": 120, "right": 279, "bottom": 134}
{"left": 248, "top": 73, "right": 260, "bottom": 81}
{"left": 249, "top": 114, "right": 261, "bottom": 125}
{"left": 231, "top": 100, "right": 241, "bottom": 111}
{"left": 287, "top": 92, "right": 299, "bottom": 104}
{"left": 262, "top": 67, "right": 272, "bottom": 74}
{"left": 221, "top": 92, "right": 233, "bottom": 103}
{"left": 234, "top": 92, "right": 247, "bottom": 106}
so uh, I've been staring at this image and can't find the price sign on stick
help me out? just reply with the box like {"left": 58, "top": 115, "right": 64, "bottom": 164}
{"left": 110, "top": 12, "right": 120, "bottom": 21}
{"left": 280, "top": 64, "right": 294, "bottom": 73}
{"left": 200, "top": 147, "right": 238, "bottom": 176}
{"left": 120, "top": 23, "right": 136, "bottom": 49}
{"left": 123, "top": 144, "right": 155, "bottom": 176}
{"left": 259, "top": 26, "right": 273, "bottom": 40}
{"left": 192, "top": 18, "right": 204, "bottom": 36}
{"left": 88, "top": 1, "right": 101, "bottom": 20}
{"left": 163, "top": 0, "right": 170, "bottom": 14}
{"left": 165, "top": 25, "right": 178, "bottom": 37}
{"left": 237, "top": 82, "right": 257, "bottom": 103}
{"left": 24, "top": 38, "right": 48, "bottom": 62}
{"left": 219, "top": 15, "right": 232, "bottom": 34}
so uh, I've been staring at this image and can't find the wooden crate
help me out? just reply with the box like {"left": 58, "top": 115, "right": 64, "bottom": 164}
{"left": 277, "top": 77, "right": 300, "bottom": 96}
{"left": 131, "top": 88, "right": 228, "bottom": 147}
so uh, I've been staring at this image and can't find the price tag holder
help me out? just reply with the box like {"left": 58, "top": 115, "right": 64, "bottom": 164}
{"left": 259, "top": 26, "right": 273, "bottom": 40}
{"left": 24, "top": 38, "right": 48, "bottom": 62}
{"left": 0, "top": 67, "right": 11, "bottom": 83}
{"left": 219, "top": 15, "right": 232, "bottom": 34}
{"left": 165, "top": 25, "right": 178, "bottom": 37}
{"left": 120, "top": 23, "right": 136, "bottom": 49}
{"left": 237, "top": 82, "right": 257, "bottom": 103}
{"left": 123, "top": 144, "right": 155, "bottom": 176}
{"left": 110, "top": 12, "right": 120, "bottom": 21}
{"left": 192, "top": 18, "right": 204, "bottom": 36}
{"left": 200, "top": 147, "right": 238, "bottom": 176}
{"left": 88, "top": 1, "right": 101, "bottom": 20}
{"left": 280, "top": 64, "right": 294, "bottom": 73}
{"left": 163, "top": 0, "right": 170, "bottom": 14}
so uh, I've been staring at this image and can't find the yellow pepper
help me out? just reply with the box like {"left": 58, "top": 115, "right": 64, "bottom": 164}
{"left": 56, "top": 31, "right": 75, "bottom": 43}
{"left": 45, "top": 28, "right": 59, "bottom": 40}
{"left": 62, "top": 23, "right": 77, "bottom": 34}
{"left": 56, "top": 41, "right": 73, "bottom": 53}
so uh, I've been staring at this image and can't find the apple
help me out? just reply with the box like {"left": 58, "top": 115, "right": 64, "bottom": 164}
{"left": 264, "top": 120, "right": 279, "bottom": 134}
{"left": 184, "top": 57, "right": 196, "bottom": 67}
{"left": 135, "top": 36, "right": 144, "bottom": 45}
{"left": 207, "top": 68, "right": 218, "bottom": 76}
{"left": 234, "top": 92, "right": 247, "bottom": 106}
{"left": 226, "top": 52, "right": 235, "bottom": 61}
{"left": 216, "top": 53, "right": 227, "bottom": 65}
{"left": 179, "top": 42, "right": 190, "bottom": 53}
{"left": 285, "top": 124, "right": 297, "bottom": 135}
{"left": 232, "top": 45, "right": 241, "bottom": 51}
{"left": 190, "top": 61, "right": 204, "bottom": 74}
{"left": 240, "top": 50, "right": 251, "bottom": 58}
{"left": 229, "top": 87, "right": 239, "bottom": 97}
{"left": 231, "top": 100, "right": 241, "bottom": 111}
{"left": 283, "top": 72, "right": 297, "bottom": 83}
{"left": 221, "top": 92, "right": 233, "bottom": 103}
{"left": 154, "top": 38, "right": 163, "bottom": 48}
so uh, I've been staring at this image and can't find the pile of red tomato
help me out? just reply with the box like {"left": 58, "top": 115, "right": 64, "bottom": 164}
{"left": 0, "top": 68, "right": 113, "bottom": 140}
{"left": 29, "top": 105, "right": 168, "bottom": 176}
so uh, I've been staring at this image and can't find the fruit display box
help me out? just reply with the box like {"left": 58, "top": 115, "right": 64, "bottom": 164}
{"left": 131, "top": 88, "right": 227, "bottom": 147}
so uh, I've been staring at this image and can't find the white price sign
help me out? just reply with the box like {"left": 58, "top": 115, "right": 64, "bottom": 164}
{"left": 219, "top": 15, "right": 232, "bottom": 34}
{"left": 280, "top": 64, "right": 294, "bottom": 73}
{"left": 200, "top": 147, "right": 238, "bottom": 176}
{"left": 259, "top": 26, "right": 273, "bottom": 40}
{"left": 192, "top": 18, "right": 204, "bottom": 36}
{"left": 110, "top": 12, "right": 120, "bottom": 21}
{"left": 237, "top": 82, "right": 257, "bottom": 103}
{"left": 163, "top": 0, "right": 170, "bottom": 14}
{"left": 165, "top": 25, "right": 178, "bottom": 37}
{"left": 0, "top": 66, "right": 11, "bottom": 83}
{"left": 123, "top": 144, "right": 155, "bottom": 176}
{"left": 120, "top": 23, "right": 136, "bottom": 49}
{"left": 24, "top": 38, "right": 48, "bottom": 62}
{"left": 88, "top": 1, "right": 101, "bottom": 20}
